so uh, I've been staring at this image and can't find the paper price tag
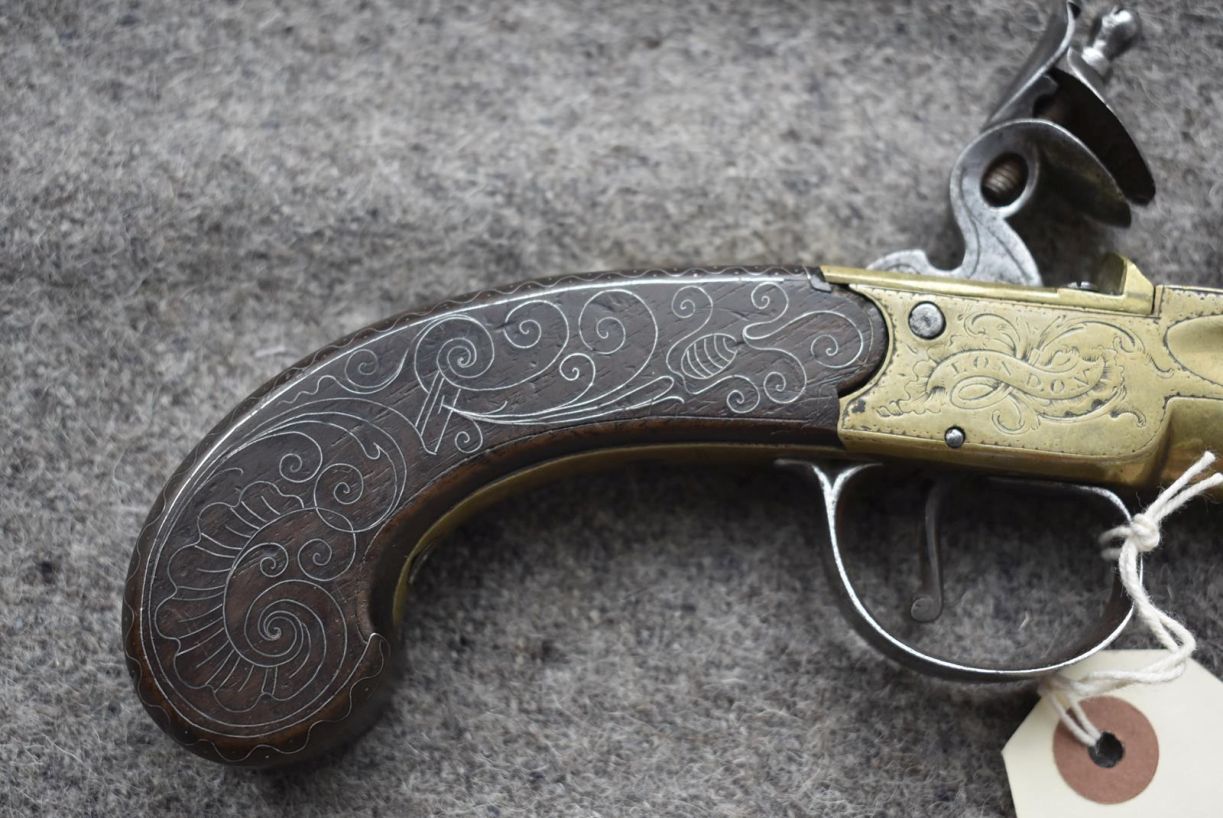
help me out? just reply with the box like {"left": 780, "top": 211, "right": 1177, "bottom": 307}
{"left": 1003, "top": 651, "right": 1223, "bottom": 817}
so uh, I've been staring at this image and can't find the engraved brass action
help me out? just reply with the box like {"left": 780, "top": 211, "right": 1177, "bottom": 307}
{"left": 827, "top": 259, "right": 1223, "bottom": 490}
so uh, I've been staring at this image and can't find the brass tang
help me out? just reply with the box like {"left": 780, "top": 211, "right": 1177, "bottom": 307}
{"left": 828, "top": 258, "right": 1223, "bottom": 490}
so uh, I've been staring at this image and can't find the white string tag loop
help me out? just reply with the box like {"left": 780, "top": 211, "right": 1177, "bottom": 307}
{"left": 1038, "top": 451, "right": 1222, "bottom": 747}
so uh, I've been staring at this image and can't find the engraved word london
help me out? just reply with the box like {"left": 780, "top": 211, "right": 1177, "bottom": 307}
{"left": 876, "top": 312, "right": 1148, "bottom": 434}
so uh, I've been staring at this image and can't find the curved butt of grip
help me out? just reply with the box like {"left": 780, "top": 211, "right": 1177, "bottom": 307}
{"left": 123, "top": 266, "right": 886, "bottom": 765}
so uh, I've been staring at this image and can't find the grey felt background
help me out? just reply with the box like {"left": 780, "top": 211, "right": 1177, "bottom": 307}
{"left": 2, "top": 1, "right": 1222, "bottom": 815}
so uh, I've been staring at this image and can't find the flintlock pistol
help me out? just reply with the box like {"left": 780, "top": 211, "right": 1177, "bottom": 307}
{"left": 124, "top": 1, "right": 1223, "bottom": 765}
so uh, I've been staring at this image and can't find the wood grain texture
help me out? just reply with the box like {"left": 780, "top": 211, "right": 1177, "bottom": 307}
{"left": 123, "top": 266, "right": 886, "bottom": 765}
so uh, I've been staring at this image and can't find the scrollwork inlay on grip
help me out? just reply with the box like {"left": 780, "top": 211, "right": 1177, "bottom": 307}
{"left": 125, "top": 266, "right": 886, "bottom": 764}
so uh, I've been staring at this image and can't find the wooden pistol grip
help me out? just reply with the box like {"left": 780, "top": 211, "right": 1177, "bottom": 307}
{"left": 124, "top": 266, "right": 886, "bottom": 765}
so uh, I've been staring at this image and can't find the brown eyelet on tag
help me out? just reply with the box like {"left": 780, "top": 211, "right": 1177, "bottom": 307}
{"left": 1052, "top": 696, "right": 1159, "bottom": 804}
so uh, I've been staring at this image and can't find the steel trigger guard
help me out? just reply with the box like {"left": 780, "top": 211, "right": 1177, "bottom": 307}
{"left": 777, "top": 459, "right": 1137, "bottom": 683}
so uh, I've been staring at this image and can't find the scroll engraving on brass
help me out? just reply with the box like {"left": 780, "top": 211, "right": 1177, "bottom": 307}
{"left": 829, "top": 262, "right": 1223, "bottom": 487}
